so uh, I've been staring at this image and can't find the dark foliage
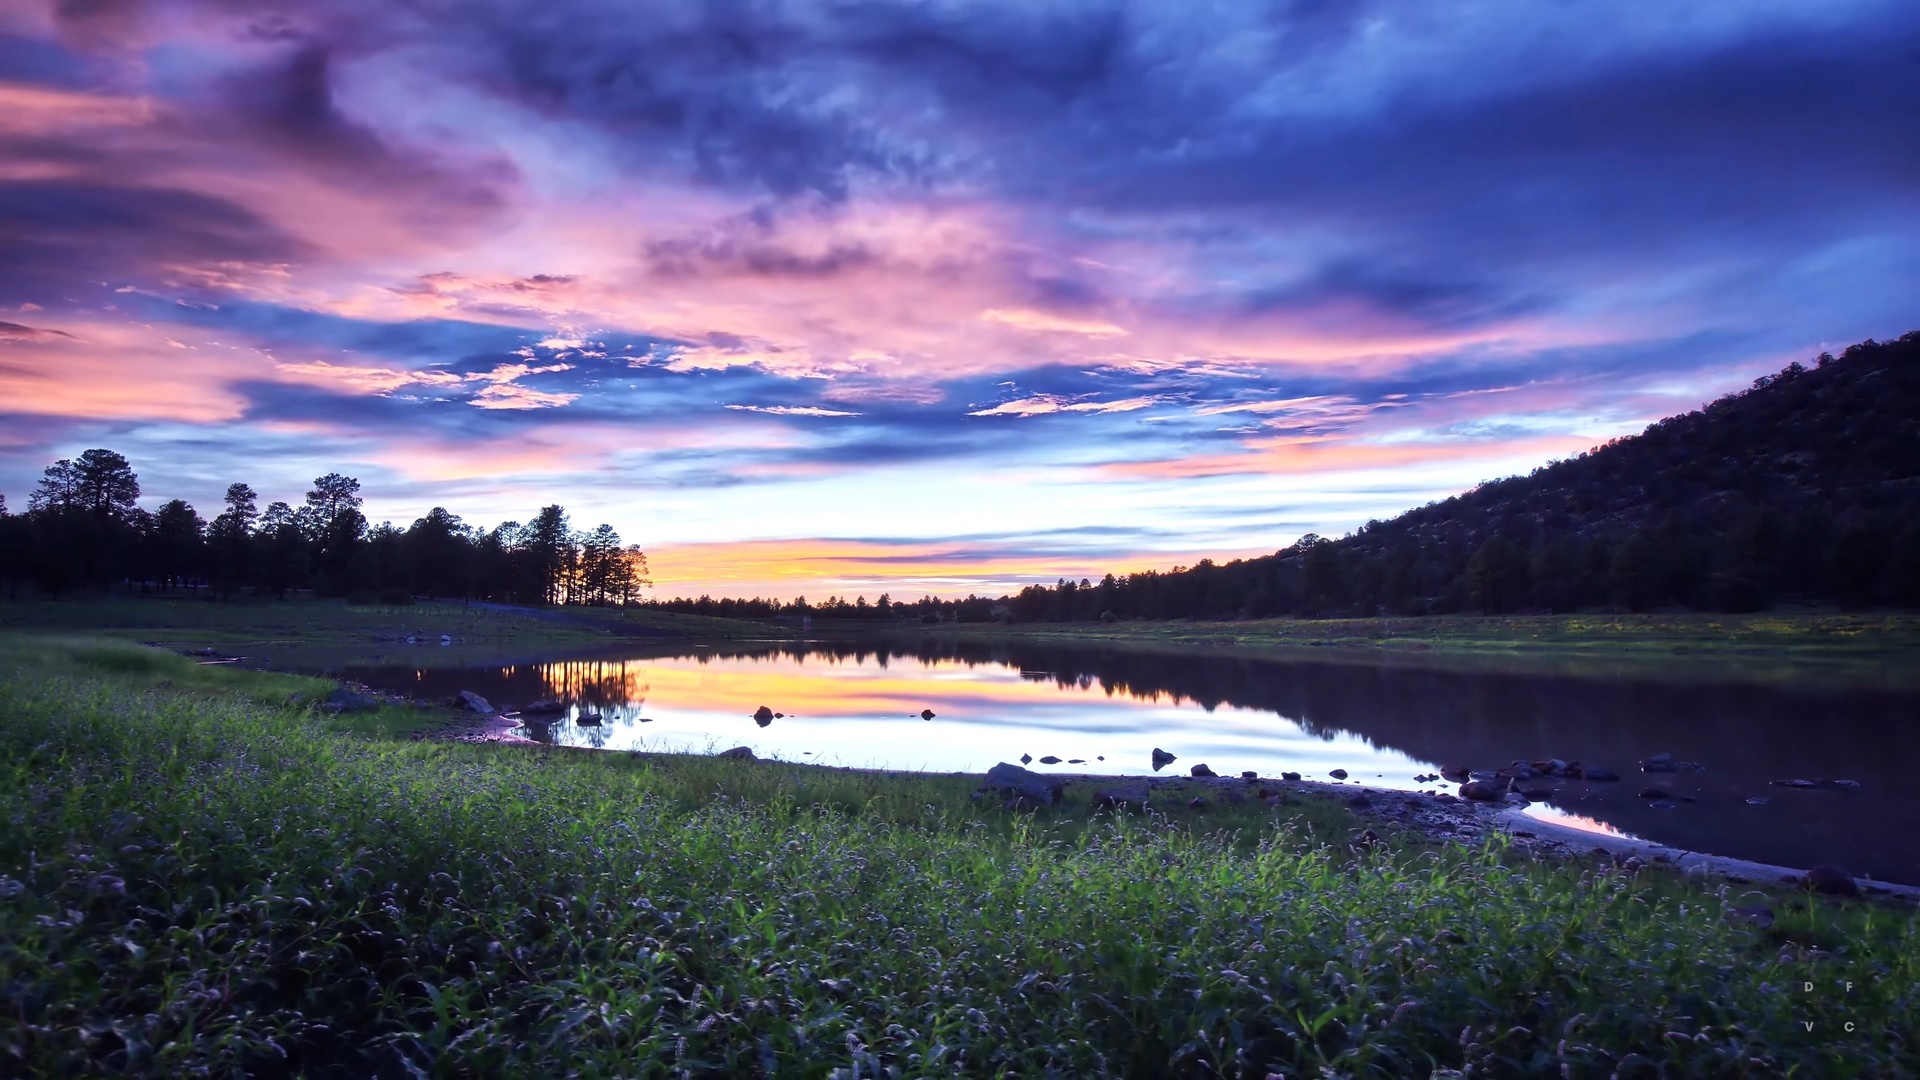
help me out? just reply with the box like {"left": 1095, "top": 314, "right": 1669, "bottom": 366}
{"left": 0, "top": 464, "right": 647, "bottom": 607}
{"left": 993, "top": 331, "right": 1920, "bottom": 621}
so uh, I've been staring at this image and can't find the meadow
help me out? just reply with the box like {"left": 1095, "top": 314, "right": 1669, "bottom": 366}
{"left": 1, "top": 635, "right": 1915, "bottom": 1076}
{"left": 916, "top": 611, "right": 1920, "bottom": 689}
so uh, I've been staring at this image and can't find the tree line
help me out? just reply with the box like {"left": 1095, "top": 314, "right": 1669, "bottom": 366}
{"left": 668, "top": 331, "right": 1920, "bottom": 623}
{"left": 645, "top": 592, "right": 1006, "bottom": 623}
{"left": 1000, "top": 332, "right": 1920, "bottom": 621}
{"left": 0, "top": 454, "right": 647, "bottom": 606}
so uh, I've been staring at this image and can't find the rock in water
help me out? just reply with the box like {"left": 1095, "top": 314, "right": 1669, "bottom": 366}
{"left": 1460, "top": 779, "right": 1509, "bottom": 801}
{"left": 1020, "top": 753, "right": 1033, "bottom": 765}
{"left": 577, "top": 712, "right": 603, "bottom": 726}
{"left": 524, "top": 699, "right": 566, "bottom": 715}
{"left": 718, "top": 746, "right": 756, "bottom": 760}
{"left": 1641, "top": 753, "right": 1676, "bottom": 773}
{"left": 1803, "top": 864, "right": 1861, "bottom": 897}
{"left": 1190, "top": 763, "right": 1216, "bottom": 778}
{"left": 753, "top": 705, "right": 775, "bottom": 723}
{"left": 982, "top": 762, "right": 1063, "bottom": 805}
{"left": 459, "top": 690, "right": 495, "bottom": 715}
{"left": 1329, "top": 768, "right": 1349, "bottom": 780}
{"left": 1281, "top": 771, "right": 1301, "bottom": 781}
{"left": 1577, "top": 767, "right": 1620, "bottom": 781}
{"left": 1151, "top": 747, "right": 1177, "bottom": 771}
{"left": 1039, "top": 755, "right": 1062, "bottom": 765}
{"left": 921, "top": 708, "right": 936, "bottom": 720}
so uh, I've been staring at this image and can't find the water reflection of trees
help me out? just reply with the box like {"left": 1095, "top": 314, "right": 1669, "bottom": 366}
{"left": 672, "top": 639, "right": 1920, "bottom": 777}
{"left": 534, "top": 659, "right": 650, "bottom": 711}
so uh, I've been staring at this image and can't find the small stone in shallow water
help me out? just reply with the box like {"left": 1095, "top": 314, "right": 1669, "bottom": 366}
{"left": 1746, "top": 796, "right": 1769, "bottom": 805}
{"left": 1068, "top": 759, "right": 1085, "bottom": 764}
{"left": 1329, "top": 768, "right": 1349, "bottom": 780}
{"left": 1039, "top": 755, "right": 1062, "bottom": 764}
{"left": 921, "top": 709, "right": 936, "bottom": 720}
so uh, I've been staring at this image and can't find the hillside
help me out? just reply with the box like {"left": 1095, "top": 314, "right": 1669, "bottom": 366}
{"left": 1009, "top": 330, "right": 1920, "bottom": 620}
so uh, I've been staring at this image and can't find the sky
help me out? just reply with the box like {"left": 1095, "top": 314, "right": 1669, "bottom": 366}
{"left": 2, "top": 0, "right": 1916, "bottom": 599}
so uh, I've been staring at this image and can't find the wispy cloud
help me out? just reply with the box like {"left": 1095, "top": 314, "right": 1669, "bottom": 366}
{"left": 0, "top": 0, "right": 1912, "bottom": 595}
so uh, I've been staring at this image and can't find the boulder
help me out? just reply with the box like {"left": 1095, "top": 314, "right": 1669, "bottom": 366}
{"left": 1190, "top": 763, "right": 1216, "bottom": 778}
{"left": 1641, "top": 753, "right": 1676, "bottom": 773}
{"left": 1459, "top": 779, "right": 1509, "bottom": 801}
{"left": 1803, "top": 864, "right": 1861, "bottom": 898}
{"left": 523, "top": 699, "right": 566, "bottom": 715}
{"left": 1241, "top": 770, "right": 1259, "bottom": 780}
{"left": 324, "top": 687, "right": 379, "bottom": 713}
{"left": 1093, "top": 782, "right": 1151, "bottom": 811}
{"left": 1281, "top": 771, "right": 1301, "bottom": 781}
{"left": 1020, "top": 753, "right": 1033, "bottom": 765}
{"left": 718, "top": 746, "right": 756, "bottom": 761}
{"left": 1438, "top": 763, "right": 1470, "bottom": 781}
{"left": 1039, "top": 755, "right": 1062, "bottom": 765}
{"left": 753, "top": 705, "right": 775, "bottom": 723}
{"left": 983, "top": 762, "right": 1063, "bottom": 805}
{"left": 1329, "top": 768, "right": 1349, "bottom": 780}
{"left": 577, "top": 712, "right": 603, "bottom": 726}
{"left": 1151, "top": 747, "right": 1177, "bottom": 770}
{"left": 921, "top": 709, "right": 936, "bottom": 720}
{"left": 458, "top": 690, "right": 495, "bottom": 716}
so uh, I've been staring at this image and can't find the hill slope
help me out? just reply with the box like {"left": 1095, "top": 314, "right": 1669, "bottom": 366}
{"left": 1011, "top": 330, "right": 1920, "bottom": 620}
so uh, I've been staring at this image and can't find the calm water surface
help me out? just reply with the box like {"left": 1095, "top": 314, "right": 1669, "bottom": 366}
{"left": 344, "top": 640, "right": 1920, "bottom": 884}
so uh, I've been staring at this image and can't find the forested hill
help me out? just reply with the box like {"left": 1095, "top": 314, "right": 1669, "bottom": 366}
{"left": 1008, "top": 330, "right": 1920, "bottom": 621}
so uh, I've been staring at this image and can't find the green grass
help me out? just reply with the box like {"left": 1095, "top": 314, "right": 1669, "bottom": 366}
{"left": 920, "top": 612, "right": 1920, "bottom": 688}
{"left": 0, "top": 594, "right": 608, "bottom": 647}
{"left": 2, "top": 639, "right": 1917, "bottom": 1076}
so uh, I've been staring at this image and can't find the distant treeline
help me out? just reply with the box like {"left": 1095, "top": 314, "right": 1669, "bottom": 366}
{"left": 650, "top": 332, "right": 1920, "bottom": 624}
{"left": 0, "top": 461, "right": 646, "bottom": 607}
{"left": 998, "top": 331, "right": 1920, "bottom": 621}
{"left": 645, "top": 593, "right": 1006, "bottom": 623}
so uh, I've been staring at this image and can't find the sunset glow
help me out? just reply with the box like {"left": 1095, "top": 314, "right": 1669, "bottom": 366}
{"left": 3, "top": 0, "right": 1914, "bottom": 597}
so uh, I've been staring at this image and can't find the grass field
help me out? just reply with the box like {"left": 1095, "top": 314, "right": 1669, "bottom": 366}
{"left": 2, "top": 635, "right": 1915, "bottom": 1076}
{"left": 0, "top": 595, "right": 796, "bottom": 674}
{"left": 914, "top": 612, "right": 1920, "bottom": 688}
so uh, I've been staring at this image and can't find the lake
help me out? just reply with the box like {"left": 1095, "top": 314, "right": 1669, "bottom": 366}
{"left": 343, "top": 638, "right": 1920, "bottom": 884}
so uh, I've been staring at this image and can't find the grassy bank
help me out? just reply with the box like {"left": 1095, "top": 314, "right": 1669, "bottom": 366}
{"left": 2, "top": 638, "right": 1915, "bottom": 1076}
{"left": 913, "top": 612, "right": 1920, "bottom": 687}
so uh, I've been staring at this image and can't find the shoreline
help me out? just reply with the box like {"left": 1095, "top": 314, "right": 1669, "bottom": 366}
{"left": 413, "top": 700, "right": 1920, "bottom": 901}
